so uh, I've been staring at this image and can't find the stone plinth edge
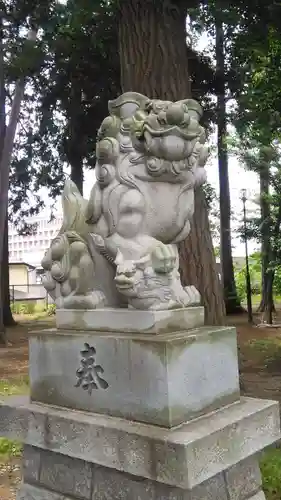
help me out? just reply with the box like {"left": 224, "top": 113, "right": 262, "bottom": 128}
{"left": 55, "top": 306, "right": 205, "bottom": 334}
{"left": 0, "top": 396, "right": 279, "bottom": 490}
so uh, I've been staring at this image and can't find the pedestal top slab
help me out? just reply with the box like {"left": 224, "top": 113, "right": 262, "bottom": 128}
{"left": 0, "top": 396, "right": 279, "bottom": 490}
{"left": 55, "top": 306, "right": 205, "bottom": 334}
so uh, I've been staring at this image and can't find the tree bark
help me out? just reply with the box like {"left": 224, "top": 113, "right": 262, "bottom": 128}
{"left": 0, "top": 16, "right": 7, "bottom": 343}
{"left": 264, "top": 269, "right": 274, "bottom": 324}
{"left": 0, "top": 27, "right": 36, "bottom": 341}
{"left": 66, "top": 82, "right": 84, "bottom": 195}
{"left": 118, "top": 0, "right": 224, "bottom": 324}
{"left": 2, "top": 215, "right": 16, "bottom": 327}
{"left": 263, "top": 202, "right": 281, "bottom": 323}
{"left": 257, "top": 166, "right": 274, "bottom": 312}
{"left": 215, "top": 14, "right": 242, "bottom": 315}
{"left": 179, "top": 188, "right": 225, "bottom": 324}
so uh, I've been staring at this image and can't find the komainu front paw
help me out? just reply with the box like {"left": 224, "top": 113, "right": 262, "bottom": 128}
{"left": 151, "top": 243, "right": 177, "bottom": 274}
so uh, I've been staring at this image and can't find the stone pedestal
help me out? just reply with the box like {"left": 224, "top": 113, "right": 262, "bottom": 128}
{"left": 0, "top": 307, "right": 279, "bottom": 499}
{"left": 0, "top": 396, "right": 279, "bottom": 500}
{"left": 29, "top": 323, "right": 239, "bottom": 428}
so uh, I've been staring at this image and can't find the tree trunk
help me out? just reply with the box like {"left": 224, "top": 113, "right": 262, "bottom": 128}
{"left": 0, "top": 27, "right": 36, "bottom": 342}
{"left": 262, "top": 202, "right": 281, "bottom": 323}
{"left": 215, "top": 14, "right": 242, "bottom": 315}
{"left": 264, "top": 269, "right": 274, "bottom": 324}
{"left": 70, "top": 160, "right": 83, "bottom": 196}
{"left": 257, "top": 166, "right": 274, "bottom": 312}
{"left": 118, "top": 0, "right": 224, "bottom": 324}
{"left": 179, "top": 188, "right": 225, "bottom": 324}
{"left": 0, "top": 16, "right": 7, "bottom": 343}
{"left": 2, "top": 215, "right": 16, "bottom": 327}
{"left": 66, "top": 82, "right": 84, "bottom": 195}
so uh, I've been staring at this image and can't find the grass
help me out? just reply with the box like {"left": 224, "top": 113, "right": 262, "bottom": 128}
{"left": 242, "top": 294, "right": 281, "bottom": 307}
{"left": 0, "top": 377, "right": 29, "bottom": 459}
{"left": 261, "top": 448, "right": 281, "bottom": 500}
{"left": 13, "top": 311, "right": 55, "bottom": 323}
{"left": 0, "top": 377, "right": 29, "bottom": 397}
{"left": 246, "top": 338, "right": 281, "bottom": 372}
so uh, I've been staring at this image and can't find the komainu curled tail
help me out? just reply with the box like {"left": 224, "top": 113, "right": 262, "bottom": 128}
{"left": 41, "top": 180, "right": 106, "bottom": 309}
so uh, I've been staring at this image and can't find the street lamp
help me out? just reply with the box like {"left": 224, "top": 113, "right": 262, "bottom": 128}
{"left": 241, "top": 189, "right": 253, "bottom": 323}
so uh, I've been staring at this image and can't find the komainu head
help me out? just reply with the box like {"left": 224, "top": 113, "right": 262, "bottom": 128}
{"left": 95, "top": 92, "right": 208, "bottom": 185}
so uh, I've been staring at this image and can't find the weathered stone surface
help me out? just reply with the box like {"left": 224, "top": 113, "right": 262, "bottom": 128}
{"left": 29, "top": 325, "right": 240, "bottom": 427}
{"left": 92, "top": 467, "right": 229, "bottom": 500}
{"left": 225, "top": 456, "right": 262, "bottom": 500}
{"left": 23, "top": 445, "right": 41, "bottom": 483}
{"left": 189, "top": 474, "right": 228, "bottom": 500}
{"left": 92, "top": 467, "right": 155, "bottom": 500}
{"left": 16, "top": 472, "right": 266, "bottom": 500}
{"left": 247, "top": 493, "right": 266, "bottom": 500}
{"left": 0, "top": 401, "right": 28, "bottom": 438}
{"left": 0, "top": 396, "right": 279, "bottom": 490}
{"left": 0, "top": 396, "right": 47, "bottom": 445}
{"left": 39, "top": 450, "right": 92, "bottom": 499}
{"left": 41, "top": 94, "right": 208, "bottom": 312}
{"left": 55, "top": 307, "right": 204, "bottom": 334}
{"left": 154, "top": 473, "right": 228, "bottom": 500}
{"left": 17, "top": 483, "right": 73, "bottom": 500}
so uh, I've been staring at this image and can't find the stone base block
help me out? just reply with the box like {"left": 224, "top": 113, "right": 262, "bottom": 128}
{"left": 55, "top": 306, "right": 205, "bottom": 334}
{"left": 0, "top": 396, "right": 279, "bottom": 493}
{"left": 17, "top": 448, "right": 265, "bottom": 500}
{"left": 29, "top": 325, "right": 240, "bottom": 427}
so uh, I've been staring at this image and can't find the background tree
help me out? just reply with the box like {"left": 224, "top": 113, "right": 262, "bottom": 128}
{"left": 190, "top": 0, "right": 243, "bottom": 314}
{"left": 230, "top": 1, "right": 281, "bottom": 318}
{"left": 235, "top": 139, "right": 281, "bottom": 323}
{"left": 117, "top": 0, "right": 225, "bottom": 324}
{"left": 0, "top": 3, "right": 38, "bottom": 340}
{"left": 0, "top": 0, "right": 59, "bottom": 336}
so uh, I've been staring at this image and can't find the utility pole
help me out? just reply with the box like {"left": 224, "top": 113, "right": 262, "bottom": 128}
{"left": 241, "top": 189, "right": 253, "bottom": 323}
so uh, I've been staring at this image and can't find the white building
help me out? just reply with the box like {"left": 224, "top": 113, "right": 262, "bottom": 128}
{"left": 8, "top": 213, "right": 63, "bottom": 269}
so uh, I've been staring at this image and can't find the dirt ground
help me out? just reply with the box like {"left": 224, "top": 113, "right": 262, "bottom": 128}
{"left": 0, "top": 316, "right": 54, "bottom": 500}
{"left": 2, "top": 313, "right": 281, "bottom": 499}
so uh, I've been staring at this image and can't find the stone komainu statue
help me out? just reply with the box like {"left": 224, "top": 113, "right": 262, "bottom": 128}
{"left": 41, "top": 92, "right": 208, "bottom": 311}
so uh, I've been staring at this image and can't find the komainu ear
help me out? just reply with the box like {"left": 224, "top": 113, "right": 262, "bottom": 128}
{"left": 114, "top": 250, "right": 124, "bottom": 266}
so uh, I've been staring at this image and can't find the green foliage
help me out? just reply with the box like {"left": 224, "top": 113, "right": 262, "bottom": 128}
{"left": 261, "top": 448, "right": 281, "bottom": 499}
{"left": 10, "top": 301, "right": 36, "bottom": 314}
{"left": 235, "top": 250, "right": 281, "bottom": 300}
{"left": 10, "top": 300, "right": 55, "bottom": 315}
{"left": 5, "top": 0, "right": 121, "bottom": 227}
{"left": 5, "top": 0, "right": 227, "bottom": 228}
{"left": 0, "top": 376, "right": 29, "bottom": 396}
{"left": 273, "top": 266, "right": 281, "bottom": 295}
{"left": 47, "top": 303, "right": 56, "bottom": 316}
{"left": 233, "top": 136, "right": 281, "bottom": 304}
{"left": 0, "top": 438, "right": 22, "bottom": 458}
{"left": 231, "top": 17, "right": 281, "bottom": 143}
{"left": 234, "top": 256, "right": 262, "bottom": 300}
